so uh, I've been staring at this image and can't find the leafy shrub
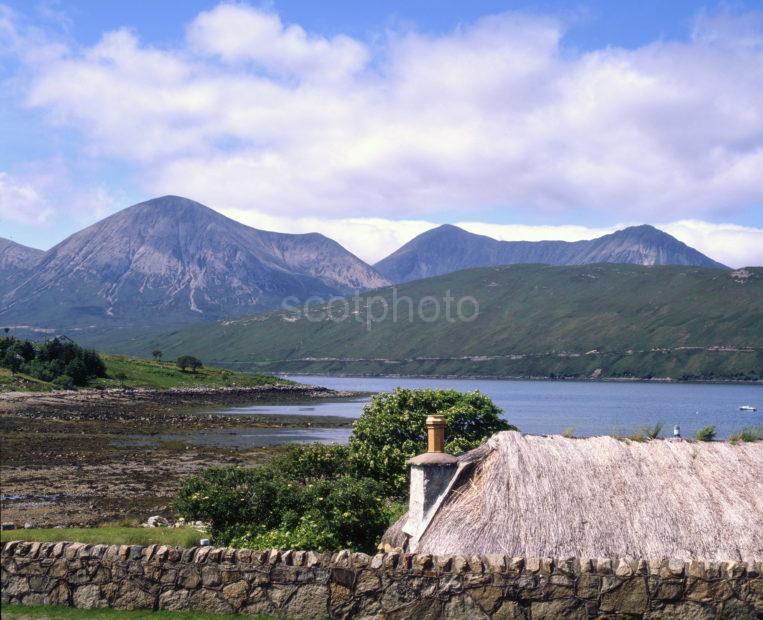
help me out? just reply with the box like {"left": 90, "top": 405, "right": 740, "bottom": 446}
{"left": 229, "top": 476, "right": 390, "bottom": 552}
{"left": 695, "top": 425, "right": 716, "bottom": 442}
{"left": 230, "top": 515, "right": 338, "bottom": 552}
{"left": 177, "top": 464, "right": 389, "bottom": 552}
{"left": 266, "top": 443, "right": 350, "bottom": 483}
{"left": 174, "top": 466, "right": 297, "bottom": 541}
{"left": 349, "top": 388, "right": 513, "bottom": 495}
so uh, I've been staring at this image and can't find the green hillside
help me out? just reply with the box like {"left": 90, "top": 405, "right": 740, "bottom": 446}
{"left": 0, "top": 352, "right": 289, "bottom": 392}
{"left": 105, "top": 264, "right": 763, "bottom": 381}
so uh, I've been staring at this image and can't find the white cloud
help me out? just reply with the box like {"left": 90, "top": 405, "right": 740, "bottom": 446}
{"left": 0, "top": 167, "right": 124, "bottom": 232}
{"left": 0, "top": 171, "right": 51, "bottom": 225}
{"left": 220, "top": 207, "right": 435, "bottom": 264}
{"left": 453, "top": 222, "right": 619, "bottom": 243}
{"left": 187, "top": 4, "right": 368, "bottom": 81}
{"left": 2, "top": 4, "right": 762, "bottom": 258}
{"left": 659, "top": 220, "right": 763, "bottom": 269}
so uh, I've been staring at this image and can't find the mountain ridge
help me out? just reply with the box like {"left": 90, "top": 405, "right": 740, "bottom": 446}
{"left": 0, "top": 238, "right": 44, "bottom": 290}
{"left": 0, "top": 195, "right": 389, "bottom": 332}
{"left": 374, "top": 223, "right": 727, "bottom": 283}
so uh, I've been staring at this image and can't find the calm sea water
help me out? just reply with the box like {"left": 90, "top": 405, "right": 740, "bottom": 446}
{"left": 214, "top": 375, "right": 761, "bottom": 440}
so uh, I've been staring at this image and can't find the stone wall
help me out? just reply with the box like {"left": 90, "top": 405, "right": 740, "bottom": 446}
{"left": 2, "top": 541, "right": 761, "bottom": 618}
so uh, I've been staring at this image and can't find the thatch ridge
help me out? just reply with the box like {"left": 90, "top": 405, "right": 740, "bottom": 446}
{"left": 413, "top": 431, "right": 763, "bottom": 561}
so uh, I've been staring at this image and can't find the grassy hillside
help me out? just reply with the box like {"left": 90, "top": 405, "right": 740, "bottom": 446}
{"left": 0, "top": 367, "right": 55, "bottom": 392}
{"left": 105, "top": 264, "right": 763, "bottom": 381}
{"left": 0, "top": 354, "right": 289, "bottom": 392}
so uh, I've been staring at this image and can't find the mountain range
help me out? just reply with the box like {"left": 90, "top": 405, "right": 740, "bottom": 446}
{"left": 0, "top": 195, "right": 730, "bottom": 336}
{"left": 374, "top": 224, "right": 727, "bottom": 283}
{"left": 0, "top": 196, "right": 387, "bottom": 333}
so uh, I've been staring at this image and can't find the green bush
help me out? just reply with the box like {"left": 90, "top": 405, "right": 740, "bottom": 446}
{"left": 177, "top": 465, "right": 389, "bottom": 552}
{"left": 174, "top": 466, "right": 298, "bottom": 541}
{"left": 266, "top": 443, "right": 349, "bottom": 483}
{"left": 229, "top": 476, "right": 390, "bottom": 552}
{"left": 695, "top": 425, "right": 716, "bottom": 441}
{"left": 349, "top": 388, "right": 513, "bottom": 494}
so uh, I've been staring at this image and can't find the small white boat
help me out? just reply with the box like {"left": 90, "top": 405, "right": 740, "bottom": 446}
{"left": 738, "top": 405, "right": 757, "bottom": 412}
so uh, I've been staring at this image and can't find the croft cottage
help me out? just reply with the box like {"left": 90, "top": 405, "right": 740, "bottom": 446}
{"left": 384, "top": 416, "right": 763, "bottom": 562}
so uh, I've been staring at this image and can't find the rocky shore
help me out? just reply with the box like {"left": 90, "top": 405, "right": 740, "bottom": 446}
{"left": 0, "top": 383, "right": 361, "bottom": 528}
{"left": 0, "top": 383, "right": 359, "bottom": 412}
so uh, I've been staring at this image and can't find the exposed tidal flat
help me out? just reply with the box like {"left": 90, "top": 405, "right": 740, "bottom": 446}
{"left": 0, "top": 383, "right": 359, "bottom": 528}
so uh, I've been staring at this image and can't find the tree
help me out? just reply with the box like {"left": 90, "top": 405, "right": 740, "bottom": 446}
{"left": 114, "top": 371, "right": 128, "bottom": 387}
{"left": 3, "top": 327, "right": 9, "bottom": 335}
{"left": 152, "top": 350, "right": 163, "bottom": 361}
{"left": 65, "top": 358, "right": 88, "bottom": 386}
{"left": 0, "top": 335, "right": 106, "bottom": 385}
{"left": 349, "top": 388, "right": 513, "bottom": 495}
{"left": 176, "top": 355, "right": 203, "bottom": 373}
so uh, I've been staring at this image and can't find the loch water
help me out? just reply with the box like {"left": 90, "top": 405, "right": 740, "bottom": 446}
{"left": 216, "top": 375, "right": 762, "bottom": 440}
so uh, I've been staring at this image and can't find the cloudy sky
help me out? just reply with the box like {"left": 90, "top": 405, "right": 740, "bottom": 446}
{"left": 1, "top": 0, "right": 762, "bottom": 267}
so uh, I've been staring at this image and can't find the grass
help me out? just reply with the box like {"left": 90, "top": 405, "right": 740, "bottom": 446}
{"left": 728, "top": 427, "right": 763, "bottom": 444}
{"left": 627, "top": 422, "right": 664, "bottom": 442}
{"left": 107, "top": 264, "right": 763, "bottom": 381}
{"left": 1, "top": 604, "right": 276, "bottom": 619}
{"left": 94, "top": 355, "right": 291, "bottom": 390}
{"left": 0, "top": 527, "right": 204, "bottom": 547}
{"left": 0, "top": 354, "right": 291, "bottom": 392}
{"left": 0, "top": 367, "right": 54, "bottom": 392}
{"left": 695, "top": 425, "right": 717, "bottom": 441}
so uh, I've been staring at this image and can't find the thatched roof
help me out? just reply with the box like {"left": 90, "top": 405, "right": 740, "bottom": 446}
{"left": 392, "top": 431, "right": 763, "bottom": 561}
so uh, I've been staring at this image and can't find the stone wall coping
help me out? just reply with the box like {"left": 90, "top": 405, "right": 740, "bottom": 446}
{"left": 2, "top": 540, "right": 759, "bottom": 578}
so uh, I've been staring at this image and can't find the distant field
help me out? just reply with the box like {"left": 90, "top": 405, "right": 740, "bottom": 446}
{"left": 0, "top": 527, "right": 204, "bottom": 547}
{"left": 1, "top": 604, "right": 276, "bottom": 619}
{"left": 0, "top": 354, "right": 291, "bottom": 392}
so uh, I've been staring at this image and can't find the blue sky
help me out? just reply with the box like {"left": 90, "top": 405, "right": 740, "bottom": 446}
{"left": 2, "top": 0, "right": 728, "bottom": 48}
{"left": 1, "top": 0, "right": 762, "bottom": 265}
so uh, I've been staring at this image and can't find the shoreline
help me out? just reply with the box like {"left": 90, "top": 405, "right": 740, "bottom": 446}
{"left": 277, "top": 371, "right": 763, "bottom": 386}
{"left": 0, "top": 382, "right": 364, "bottom": 404}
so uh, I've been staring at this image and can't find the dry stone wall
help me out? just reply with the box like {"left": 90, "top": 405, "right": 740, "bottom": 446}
{"left": 2, "top": 541, "right": 761, "bottom": 618}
